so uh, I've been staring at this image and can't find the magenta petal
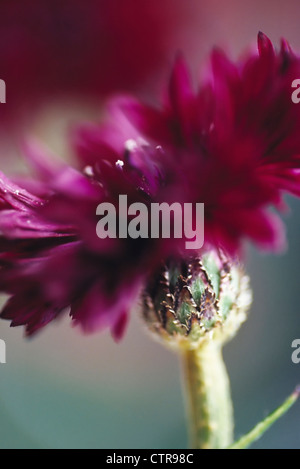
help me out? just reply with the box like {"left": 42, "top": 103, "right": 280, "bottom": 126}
{"left": 0, "top": 210, "right": 73, "bottom": 239}
{"left": 168, "top": 55, "right": 195, "bottom": 141}
{"left": 111, "top": 311, "right": 129, "bottom": 342}
{"left": 280, "top": 37, "right": 293, "bottom": 56}
{"left": 70, "top": 280, "right": 140, "bottom": 336}
{"left": 258, "top": 31, "right": 275, "bottom": 58}
{"left": 24, "top": 139, "right": 101, "bottom": 199}
{"left": 119, "top": 98, "right": 172, "bottom": 145}
{"left": 1, "top": 295, "right": 61, "bottom": 336}
{"left": 73, "top": 125, "right": 121, "bottom": 167}
{"left": 0, "top": 171, "right": 43, "bottom": 210}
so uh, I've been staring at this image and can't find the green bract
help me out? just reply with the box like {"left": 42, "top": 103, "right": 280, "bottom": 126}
{"left": 142, "top": 251, "right": 252, "bottom": 350}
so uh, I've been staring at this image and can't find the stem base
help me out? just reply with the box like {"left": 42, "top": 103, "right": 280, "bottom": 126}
{"left": 182, "top": 342, "right": 233, "bottom": 449}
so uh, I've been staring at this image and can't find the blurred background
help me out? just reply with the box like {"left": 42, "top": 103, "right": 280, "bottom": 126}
{"left": 0, "top": 0, "right": 300, "bottom": 449}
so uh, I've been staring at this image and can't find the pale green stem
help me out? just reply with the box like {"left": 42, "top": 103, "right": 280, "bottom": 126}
{"left": 229, "top": 387, "right": 300, "bottom": 449}
{"left": 181, "top": 341, "right": 233, "bottom": 449}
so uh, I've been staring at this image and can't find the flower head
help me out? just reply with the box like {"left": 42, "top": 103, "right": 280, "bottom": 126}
{"left": 0, "top": 34, "right": 300, "bottom": 339}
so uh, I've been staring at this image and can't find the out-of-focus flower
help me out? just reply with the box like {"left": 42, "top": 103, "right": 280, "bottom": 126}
{"left": 0, "top": 0, "right": 192, "bottom": 125}
{"left": 0, "top": 139, "right": 169, "bottom": 338}
{"left": 0, "top": 34, "right": 300, "bottom": 339}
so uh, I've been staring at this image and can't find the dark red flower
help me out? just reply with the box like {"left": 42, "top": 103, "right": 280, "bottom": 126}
{"left": 1, "top": 34, "right": 300, "bottom": 339}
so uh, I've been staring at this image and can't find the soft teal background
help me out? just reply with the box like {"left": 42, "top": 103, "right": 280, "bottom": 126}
{"left": 1, "top": 0, "right": 300, "bottom": 450}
